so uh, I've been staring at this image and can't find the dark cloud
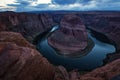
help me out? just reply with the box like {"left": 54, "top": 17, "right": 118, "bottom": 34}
{"left": 7, "top": 0, "right": 30, "bottom": 7}
{"left": 79, "top": 0, "right": 92, "bottom": 4}
{"left": 7, "top": 4, "right": 20, "bottom": 7}
{"left": 52, "top": 0, "right": 76, "bottom": 5}
{"left": 35, "top": 4, "right": 49, "bottom": 8}
{"left": 19, "top": 1, "right": 30, "bottom": 5}
{"left": 52, "top": 0, "right": 93, "bottom": 5}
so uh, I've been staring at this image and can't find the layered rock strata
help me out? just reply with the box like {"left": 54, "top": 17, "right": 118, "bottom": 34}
{"left": 0, "top": 31, "right": 55, "bottom": 80}
{"left": 0, "top": 12, "right": 120, "bottom": 80}
{"left": 0, "top": 11, "right": 55, "bottom": 42}
{"left": 48, "top": 14, "right": 89, "bottom": 56}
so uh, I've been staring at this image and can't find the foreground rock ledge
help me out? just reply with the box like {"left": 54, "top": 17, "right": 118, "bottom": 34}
{"left": 0, "top": 31, "right": 35, "bottom": 49}
{"left": 54, "top": 59, "right": 120, "bottom": 80}
{"left": 48, "top": 14, "right": 89, "bottom": 56}
{"left": 0, "top": 42, "right": 120, "bottom": 80}
{"left": 0, "top": 31, "right": 55, "bottom": 80}
{"left": 80, "top": 59, "right": 120, "bottom": 80}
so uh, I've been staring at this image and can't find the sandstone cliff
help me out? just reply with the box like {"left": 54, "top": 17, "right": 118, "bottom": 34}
{"left": 48, "top": 14, "right": 89, "bottom": 56}
{"left": 0, "top": 12, "right": 120, "bottom": 80}
{"left": 0, "top": 11, "right": 55, "bottom": 42}
{"left": 0, "top": 31, "right": 55, "bottom": 80}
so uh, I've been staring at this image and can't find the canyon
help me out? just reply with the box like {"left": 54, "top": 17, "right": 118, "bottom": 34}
{"left": 48, "top": 14, "right": 89, "bottom": 56}
{"left": 0, "top": 11, "right": 120, "bottom": 80}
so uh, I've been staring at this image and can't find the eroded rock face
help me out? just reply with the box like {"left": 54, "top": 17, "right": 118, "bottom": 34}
{"left": 80, "top": 12, "right": 120, "bottom": 65}
{"left": 0, "top": 31, "right": 35, "bottom": 49}
{"left": 80, "top": 59, "right": 120, "bottom": 80}
{"left": 81, "top": 12, "right": 120, "bottom": 51}
{"left": 54, "top": 66, "right": 80, "bottom": 80}
{"left": 0, "top": 31, "right": 55, "bottom": 80}
{"left": 0, "top": 11, "right": 55, "bottom": 42}
{"left": 48, "top": 14, "right": 88, "bottom": 56}
{"left": 54, "top": 58, "right": 120, "bottom": 80}
{"left": 0, "top": 42, "right": 55, "bottom": 80}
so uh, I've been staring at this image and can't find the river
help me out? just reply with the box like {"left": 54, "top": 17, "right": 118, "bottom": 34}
{"left": 37, "top": 25, "right": 116, "bottom": 71}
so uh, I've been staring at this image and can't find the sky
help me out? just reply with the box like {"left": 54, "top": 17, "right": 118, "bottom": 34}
{"left": 0, "top": 0, "right": 120, "bottom": 12}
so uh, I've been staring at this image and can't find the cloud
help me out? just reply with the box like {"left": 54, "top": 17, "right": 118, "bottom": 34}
{"left": 0, "top": 0, "right": 17, "bottom": 11}
{"left": 47, "top": 0, "right": 97, "bottom": 10}
{"left": 10, "top": 0, "right": 98, "bottom": 11}
{"left": 5, "top": 0, "right": 52, "bottom": 11}
{"left": 93, "top": 0, "right": 120, "bottom": 10}
{"left": 0, "top": 0, "right": 16, "bottom": 6}
{"left": 30, "top": 0, "right": 51, "bottom": 6}
{"left": 0, "top": 0, "right": 120, "bottom": 12}
{"left": 52, "top": 0, "right": 76, "bottom": 5}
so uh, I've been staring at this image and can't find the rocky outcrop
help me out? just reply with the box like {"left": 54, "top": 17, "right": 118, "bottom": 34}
{"left": 0, "top": 11, "right": 55, "bottom": 42}
{"left": 48, "top": 14, "right": 89, "bottom": 56}
{"left": 54, "top": 66, "right": 80, "bottom": 80}
{"left": 80, "top": 59, "right": 120, "bottom": 80}
{"left": 0, "top": 31, "right": 55, "bottom": 80}
{"left": 54, "top": 59, "right": 120, "bottom": 80}
{"left": 0, "top": 31, "right": 35, "bottom": 49}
